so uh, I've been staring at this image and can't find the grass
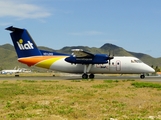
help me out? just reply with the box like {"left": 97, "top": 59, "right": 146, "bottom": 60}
{"left": 0, "top": 79, "right": 161, "bottom": 119}
{"left": 131, "top": 82, "right": 161, "bottom": 88}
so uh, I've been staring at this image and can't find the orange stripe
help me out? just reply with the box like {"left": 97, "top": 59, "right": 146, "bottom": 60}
{"left": 18, "top": 56, "right": 66, "bottom": 67}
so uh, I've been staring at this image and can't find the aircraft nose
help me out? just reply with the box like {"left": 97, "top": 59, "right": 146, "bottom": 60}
{"left": 144, "top": 64, "right": 155, "bottom": 73}
{"left": 148, "top": 67, "right": 155, "bottom": 73}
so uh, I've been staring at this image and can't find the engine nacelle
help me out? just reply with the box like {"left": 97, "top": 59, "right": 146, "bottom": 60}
{"left": 65, "top": 54, "right": 109, "bottom": 64}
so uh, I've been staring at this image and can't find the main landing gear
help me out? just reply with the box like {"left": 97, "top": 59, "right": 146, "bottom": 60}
{"left": 82, "top": 64, "right": 95, "bottom": 79}
{"left": 82, "top": 73, "right": 95, "bottom": 79}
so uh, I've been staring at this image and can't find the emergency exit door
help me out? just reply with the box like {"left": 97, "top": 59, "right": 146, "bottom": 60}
{"left": 116, "top": 60, "right": 121, "bottom": 71}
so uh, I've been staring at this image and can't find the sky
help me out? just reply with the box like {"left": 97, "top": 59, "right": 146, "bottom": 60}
{"left": 0, "top": 0, "right": 161, "bottom": 58}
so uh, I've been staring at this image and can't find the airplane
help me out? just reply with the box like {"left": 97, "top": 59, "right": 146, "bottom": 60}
{"left": 1, "top": 67, "right": 22, "bottom": 74}
{"left": 5, "top": 26, "right": 155, "bottom": 79}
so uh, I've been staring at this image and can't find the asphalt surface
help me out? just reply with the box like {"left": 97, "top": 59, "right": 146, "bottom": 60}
{"left": 0, "top": 75, "right": 161, "bottom": 82}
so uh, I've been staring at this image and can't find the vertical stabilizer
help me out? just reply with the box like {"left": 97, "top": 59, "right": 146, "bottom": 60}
{"left": 6, "top": 26, "right": 42, "bottom": 58}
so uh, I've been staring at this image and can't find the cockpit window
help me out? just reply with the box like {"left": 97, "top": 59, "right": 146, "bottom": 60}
{"left": 131, "top": 59, "right": 142, "bottom": 63}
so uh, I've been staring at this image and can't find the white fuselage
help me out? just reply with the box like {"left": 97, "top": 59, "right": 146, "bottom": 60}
{"left": 49, "top": 56, "right": 155, "bottom": 74}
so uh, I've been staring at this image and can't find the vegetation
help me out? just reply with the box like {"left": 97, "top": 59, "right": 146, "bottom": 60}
{"left": 131, "top": 82, "right": 161, "bottom": 88}
{"left": 0, "top": 79, "right": 161, "bottom": 119}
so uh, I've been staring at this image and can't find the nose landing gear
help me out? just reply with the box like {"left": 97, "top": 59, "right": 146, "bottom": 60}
{"left": 140, "top": 74, "right": 145, "bottom": 79}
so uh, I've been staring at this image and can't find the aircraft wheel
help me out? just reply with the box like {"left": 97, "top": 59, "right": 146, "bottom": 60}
{"left": 89, "top": 74, "right": 95, "bottom": 79}
{"left": 140, "top": 75, "right": 145, "bottom": 79}
{"left": 15, "top": 74, "right": 19, "bottom": 77}
{"left": 82, "top": 73, "right": 88, "bottom": 79}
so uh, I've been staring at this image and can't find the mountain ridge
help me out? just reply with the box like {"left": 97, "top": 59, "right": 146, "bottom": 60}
{"left": 0, "top": 43, "right": 160, "bottom": 70}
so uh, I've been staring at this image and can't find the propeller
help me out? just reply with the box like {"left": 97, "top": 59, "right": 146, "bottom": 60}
{"left": 108, "top": 52, "right": 114, "bottom": 65}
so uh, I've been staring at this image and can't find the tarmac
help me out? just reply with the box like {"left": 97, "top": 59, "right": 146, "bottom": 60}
{"left": 0, "top": 74, "right": 160, "bottom": 82}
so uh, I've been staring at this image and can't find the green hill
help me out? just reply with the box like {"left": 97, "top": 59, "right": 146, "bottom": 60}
{"left": 0, "top": 43, "right": 160, "bottom": 70}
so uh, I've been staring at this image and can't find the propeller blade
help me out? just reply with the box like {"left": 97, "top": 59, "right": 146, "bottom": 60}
{"left": 108, "top": 52, "right": 114, "bottom": 65}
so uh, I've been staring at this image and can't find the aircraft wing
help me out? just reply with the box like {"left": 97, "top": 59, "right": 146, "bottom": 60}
{"left": 65, "top": 49, "right": 110, "bottom": 64}
{"left": 72, "top": 49, "right": 94, "bottom": 58}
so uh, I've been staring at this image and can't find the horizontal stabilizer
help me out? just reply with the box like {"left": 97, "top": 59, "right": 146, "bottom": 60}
{"left": 5, "top": 26, "right": 23, "bottom": 31}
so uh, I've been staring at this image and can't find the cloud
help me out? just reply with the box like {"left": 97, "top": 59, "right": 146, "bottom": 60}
{"left": 0, "top": 22, "right": 12, "bottom": 26}
{"left": 69, "top": 31, "right": 104, "bottom": 36}
{"left": 0, "top": 0, "right": 51, "bottom": 20}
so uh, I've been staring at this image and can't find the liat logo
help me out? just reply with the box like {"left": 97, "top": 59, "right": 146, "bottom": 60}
{"left": 17, "top": 39, "right": 34, "bottom": 50}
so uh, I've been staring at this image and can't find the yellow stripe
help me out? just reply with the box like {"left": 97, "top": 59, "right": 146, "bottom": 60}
{"left": 35, "top": 57, "right": 64, "bottom": 69}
